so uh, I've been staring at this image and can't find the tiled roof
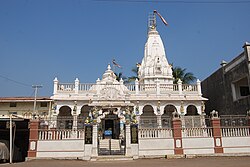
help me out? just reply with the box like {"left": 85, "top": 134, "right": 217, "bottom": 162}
{"left": 0, "top": 96, "right": 52, "bottom": 102}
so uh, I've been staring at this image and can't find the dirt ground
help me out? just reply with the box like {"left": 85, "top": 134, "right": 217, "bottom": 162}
{"left": 1, "top": 156, "right": 250, "bottom": 167}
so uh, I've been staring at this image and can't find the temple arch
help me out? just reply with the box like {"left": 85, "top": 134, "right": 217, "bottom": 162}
{"left": 140, "top": 105, "right": 157, "bottom": 128}
{"left": 57, "top": 106, "right": 73, "bottom": 129}
{"left": 186, "top": 105, "right": 198, "bottom": 116}
{"left": 161, "top": 104, "right": 177, "bottom": 128}
{"left": 77, "top": 105, "right": 91, "bottom": 129}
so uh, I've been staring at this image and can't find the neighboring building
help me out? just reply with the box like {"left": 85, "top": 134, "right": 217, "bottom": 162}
{"left": 0, "top": 97, "right": 52, "bottom": 118}
{"left": 202, "top": 43, "right": 250, "bottom": 116}
{"left": 0, "top": 97, "right": 52, "bottom": 161}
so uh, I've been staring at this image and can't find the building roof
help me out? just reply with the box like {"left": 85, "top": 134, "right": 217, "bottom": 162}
{"left": 0, "top": 97, "right": 52, "bottom": 102}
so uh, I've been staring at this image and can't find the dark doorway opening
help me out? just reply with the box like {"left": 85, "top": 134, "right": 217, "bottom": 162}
{"left": 0, "top": 119, "right": 30, "bottom": 162}
{"left": 102, "top": 113, "right": 120, "bottom": 139}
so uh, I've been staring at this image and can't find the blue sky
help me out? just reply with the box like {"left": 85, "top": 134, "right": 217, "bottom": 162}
{"left": 0, "top": 0, "right": 250, "bottom": 97}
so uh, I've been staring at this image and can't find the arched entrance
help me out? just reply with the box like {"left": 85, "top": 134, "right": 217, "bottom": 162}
{"left": 184, "top": 105, "right": 202, "bottom": 128}
{"left": 162, "top": 105, "right": 176, "bottom": 128}
{"left": 57, "top": 106, "right": 73, "bottom": 129}
{"left": 78, "top": 105, "right": 91, "bottom": 129}
{"left": 97, "top": 108, "right": 126, "bottom": 155}
{"left": 140, "top": 105, "right": 157, "bottom": 128}
{"left": 186, "top": 105, "right": 198, "bottom": 116}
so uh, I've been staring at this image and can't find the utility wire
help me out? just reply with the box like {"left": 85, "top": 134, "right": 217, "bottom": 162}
{"left": 93, "top": 0, "right": 250, "bottom": 4}
{"left": 0, "top": 74, "right": 31, "bottom": 87}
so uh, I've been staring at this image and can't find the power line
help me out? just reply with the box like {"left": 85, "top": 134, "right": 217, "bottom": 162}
{"left": 0, "top": 74, "right": 31, "bottom": 87}
{"left": 93, "top": 0, "right": 250, "bottom": 4}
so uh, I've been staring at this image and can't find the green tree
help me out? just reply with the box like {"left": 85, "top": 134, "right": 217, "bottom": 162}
{"left": 114, "top": 72, "right": 127, "bottom": 82}
{"left": 172, "top": 66, "right": 196, "bottom": 84}
{"left": 127, "top": 66, "right": 139, "bottom": 83}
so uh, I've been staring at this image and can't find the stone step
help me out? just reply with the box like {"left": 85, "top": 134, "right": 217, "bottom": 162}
{"left": 91, "top": 155, "right": 133, "bottom": 161}
{"left": 99, "top": 139, "right": 121, "bottom": 150}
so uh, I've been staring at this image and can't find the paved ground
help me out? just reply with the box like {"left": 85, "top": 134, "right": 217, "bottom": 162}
{"left": 1, "top": 156, "right": 250, "bottom": 167}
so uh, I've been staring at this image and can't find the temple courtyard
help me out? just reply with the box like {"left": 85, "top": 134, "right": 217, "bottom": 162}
{"left": 2, "top": 156, "right": 250, "bottom": 167}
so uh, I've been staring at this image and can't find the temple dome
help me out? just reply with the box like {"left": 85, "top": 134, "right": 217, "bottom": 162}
{"left": 101, "top": 64, "right": 118, "bottom": 84}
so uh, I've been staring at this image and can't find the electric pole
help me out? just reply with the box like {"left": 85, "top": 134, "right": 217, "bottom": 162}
{"left": 32, "top": 85, "right": 42, "bottom": 119}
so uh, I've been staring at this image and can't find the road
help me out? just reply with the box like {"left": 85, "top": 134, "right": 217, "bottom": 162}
{"left": 1, "top": 156, "right": 250, "bottom": 167}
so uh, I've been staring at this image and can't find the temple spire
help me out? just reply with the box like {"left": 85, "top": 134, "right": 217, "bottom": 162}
{"left": 138, "top": 11, "right": 173, "bottom": 85}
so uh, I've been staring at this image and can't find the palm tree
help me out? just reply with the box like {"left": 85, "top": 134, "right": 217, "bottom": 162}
{"left": 114, "top": 72, "right": 127, "bottom": 82}
{"left": 172, "top": 66, "right": 196, "bottom": 84}
{"left": 127, "top": 65, "right": 139, "bottom": 83}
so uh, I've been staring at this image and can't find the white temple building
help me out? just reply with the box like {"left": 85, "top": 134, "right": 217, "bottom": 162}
{"left": 51, "top": 13, "right": 207, "bottom": 136}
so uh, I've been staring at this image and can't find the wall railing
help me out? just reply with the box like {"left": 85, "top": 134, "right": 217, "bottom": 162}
{"left": 38, "top": 129, "right": 85, "bottom": 140}
{"left": 139, "top": 128, "right": 173, "bottom": 138}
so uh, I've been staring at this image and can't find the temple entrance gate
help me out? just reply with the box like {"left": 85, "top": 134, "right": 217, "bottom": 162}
{"left": 97, "top": 109, "right": 126, "bottom": 155}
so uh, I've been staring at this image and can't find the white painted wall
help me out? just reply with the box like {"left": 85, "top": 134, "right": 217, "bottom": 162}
{"left": 222, "top": 137, "right": 250, "bottom": 154}
{"left": 139, "top": 138, "right": 174, "bottom": 156}
{"left": 37, "top": 140, "right": 85, "bottom": 158}
{"left": 183, "top": 138, "right": 214, "bottom": 154}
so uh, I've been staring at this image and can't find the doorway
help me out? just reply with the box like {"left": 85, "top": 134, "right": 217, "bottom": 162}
{"left": 98, "top": 112, "right": 125, "bottom": 155}
{"left": 102, "top": 114, "right": 120, "bottom": 139}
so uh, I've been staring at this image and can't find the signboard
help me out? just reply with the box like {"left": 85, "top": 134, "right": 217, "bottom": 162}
{"left": 85, "top": 125, "right": 93, "bottom": 144}
{"left": 130, "top": 124, "right": 138, "bottom": 144}
{"left": 104, "top": 130, "right": 112, "bottom": 136}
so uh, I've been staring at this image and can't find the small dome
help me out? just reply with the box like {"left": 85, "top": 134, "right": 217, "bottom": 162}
{"left": 102, "top": 64, "right": 117, "bottom": 84}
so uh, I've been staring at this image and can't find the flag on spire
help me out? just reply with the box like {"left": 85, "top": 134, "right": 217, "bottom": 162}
{"left": 112, "top": 59, "right": 122, "bottom": 68}
{"left": 154, "top": 10, "right": 168, "bottom": 26}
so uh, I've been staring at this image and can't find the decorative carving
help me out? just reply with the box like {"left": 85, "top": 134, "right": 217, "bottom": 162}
{"left": 172, "top": 110, "right": 180, "bottom": 119}
{"left": 247, "top": 110, "right": 250, "bottom": 117}
{"left": 73, "top": 101, "right": 77, "bottom": 115}
{"left": 210, "top": 110, "right": 219, "bottom": 118}
{"left": 100, "top": 87, "right": 120, "bottom": 100}
{"left": 201, "top": 101, "right": 205, "bottom": 113}
{"left": 92, "top": 106, "right": 99, "bottom": 119}
{"left": 157, "top": 101, "right": 161, "bottom": 114}
{"left": 180, "top": 101, "right": 184, "bottom": 114}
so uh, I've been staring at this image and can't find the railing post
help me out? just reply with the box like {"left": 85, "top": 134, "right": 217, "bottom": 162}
{"left": 197, "top": 79, "right": 202, "bottom": 96}
{"left": 210, "top": 110, "right": 224, "bottom": 153}
{"left": 53, "top": 77, "right": 58, "bottom": 95}
{"left": 172, "top": 112, "right": 183, "bottom": 155}
{"left": 125, "top": 124, "right": 132, "bottom": 156}
{"left": 75, "top": 78, "right": 79, "bottom": 94}
{"left": 27, "top": 119, "right": 40, "bottom": 159}
{"left": 92, "top": 124, "right": 98, "bottom": 156}
{"left": 177, "top": 79, "right": 182, "bottom": 95}
{"left": 135, "top": 79, "right": 139, "bottom": 95}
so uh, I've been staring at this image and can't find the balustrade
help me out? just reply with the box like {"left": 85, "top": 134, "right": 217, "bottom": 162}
{"left": 57, "top": 84, "right": 75, "bottom": 92}
{"left": 79, "top": 83, "right": 95, "bottom": 91}
{"left": 182, "top": 127, "right": 212, "bottom": 137}
{"left": 56, "top": 82, "right": 199, "bottom": 95}
{"left": 182, "top": 84, "right": 198, "bottom": 92}
{"left": 221, "top": 127, "right": 250, "bottom": 137}
{"left": 38, "top": 129, "right": 85, "bottom": 140}
{"left": 139, "top": 128, "right": 172, "bottom": 138}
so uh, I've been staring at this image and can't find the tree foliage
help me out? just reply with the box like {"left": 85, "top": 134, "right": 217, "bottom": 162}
{"left": 172, "top": 66, "right": 196, "bottom": 84}
{"left": 127, "top": 66, "right": 139, "bottom": 83}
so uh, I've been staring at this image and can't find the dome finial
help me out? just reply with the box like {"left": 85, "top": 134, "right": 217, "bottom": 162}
{"left": 107, "top": 64, "right": 111, "bottom": 70}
